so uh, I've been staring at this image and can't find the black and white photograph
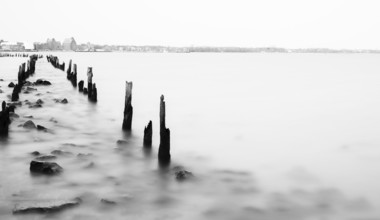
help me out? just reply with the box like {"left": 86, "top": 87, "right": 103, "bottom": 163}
{"left": 1, "top": 0, "right": 380, "bottom": 219}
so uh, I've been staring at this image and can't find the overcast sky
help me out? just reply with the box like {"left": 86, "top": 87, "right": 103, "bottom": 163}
{"left": 1, "top": 0, "right": 380, "bottom": 49}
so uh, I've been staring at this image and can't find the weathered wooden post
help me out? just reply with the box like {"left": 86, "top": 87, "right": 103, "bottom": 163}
{"left": 67, "top": 59, "right": 72, "bottom": 76}
{"left": 158, "top": 95, "right": 171, "bottom": 163}
{"left": 90, "top": 83, "right": 97, "bottom": 102}
{"left": 143, "top": 120, "right": 152, "bottom": 147}
{"left": 72, "top": 64, "right": 77, "bottom": 87}
{"left": 11, "top": 84, "right": 20, "bottom": 101}
{"left": 122, "top": 81, "right": 133, "bottom": 131}
{"left": 0, "top": 101, "right": 10, "bottom": 137}
{"left": 87, "top": 67, "right": 93, "bottom": 98}
{"left": 78, "top": 80, "right": 84, "bottom": 92}
{"left": 18, "top": 65, "right": 23, "bottom": 85}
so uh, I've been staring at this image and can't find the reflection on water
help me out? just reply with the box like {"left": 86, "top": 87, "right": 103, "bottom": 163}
{"left": 1, "top": 53, "right": 380, "bottom": 219}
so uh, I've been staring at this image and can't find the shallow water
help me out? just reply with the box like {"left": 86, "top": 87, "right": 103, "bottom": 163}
{"left": 1, "top": 52, "right": 380, "bottom": 219}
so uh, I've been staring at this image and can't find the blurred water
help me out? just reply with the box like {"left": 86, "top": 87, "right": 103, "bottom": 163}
{"left": 0, "top": 52, "right": 380, "bottom": 219}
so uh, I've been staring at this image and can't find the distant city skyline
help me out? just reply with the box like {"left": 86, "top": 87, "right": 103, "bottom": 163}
{"left": 1, "top": 0, "right": 380, "bottom": 49}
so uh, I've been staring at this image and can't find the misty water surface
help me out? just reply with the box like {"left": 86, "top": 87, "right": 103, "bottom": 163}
{"left": 0, "top": 52, "right": 380, "bottom": 219}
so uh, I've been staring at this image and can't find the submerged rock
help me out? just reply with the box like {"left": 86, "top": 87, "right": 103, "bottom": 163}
{"left": 175, "top": 170, "right": 194, "bottom": 181}
{"left": 116, "top": 140, "right": 128, "bottom": 145}
{"left": 9, "top": 112, "right": 19, "bottom": 118}
{"left": 29, "top": 103, "right": 42, "bottom": 108}
{"left": 51, "top": 150, "right": 73, "bottom": 156}
{"left": 12, "top": 198, "right": 81, "bottom": 214}
{"left": 35, "top": 155, "right": 57, "bottom": 161}
{"left": 36, "top": 99, "right": 43, "bottom": 105}
{"left": 23, "top": 120, "right": 36, "bottom": 129}
{"left": 7, "top": 101, "right": 22, "bottom": 106}
{"left": 77, "top": 153, "right": 93, "bottom": 158}
{"left": 100, "top": 199, "right": 117, "bottom": 205}
{"left": 173, "top": 166, "right": 194, "bottom": 181}
{"left": 25, "top": 87, "right": 37, "bottom": 91}
{"left": 53, "top": 98, "right": 68, "bottom": 104}
{"left": 49, "top": 118, "right": 58, "bottom": 123}
{"left": 0, "top": 89, "right": 3, "bottom": 93}
{"left": 84, "top": 162, "right": 95, "bottom": 169}
{"left": 24, "top": 115, "right": 33, "bottom": 119}
{"left": 30, "top": 160, "right": 63, "bottom": 175}
{"left": 23, "top": 81, "right": 33, "bottom": 86}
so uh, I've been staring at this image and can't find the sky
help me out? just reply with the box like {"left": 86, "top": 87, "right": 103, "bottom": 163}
{"left": 1, "top": 0, "right": 380, "bottom": 49}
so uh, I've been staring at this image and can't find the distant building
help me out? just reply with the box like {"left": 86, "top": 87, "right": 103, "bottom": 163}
{"left": 46, "top": 38, "right": 61, "bottom": 50}
{"left": 0, "top": 41, "right": 25, "bottom": 51}
{"left": 63, "top": 37, "right": 77, "bottom": 51}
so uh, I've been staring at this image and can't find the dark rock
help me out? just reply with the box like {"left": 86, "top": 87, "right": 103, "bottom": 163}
{"left": 12, "top": 198, "right": 80, "bottom": 214}
{"left": 37, "top": 125, "right": 47, "bottom": 131}
{"left": 36, "top": 99, "right": 43, "bottom": 105}
{"left": 35, "top": 155, "right": 57, "bottom": 161}
{"left": 8, "top": 82, "right": 15, "bottom": 87}
{"left": 31, "top": 151, "right": 41, "bottom": 156}
{"left": 34, "top": 79, "right": 51, "bottom": 86}
{"left": 83, "top": 88, "right": 88, "bottom": 94}
{"left": 23, "top": 120, "right": 36, "bottom": 129}
{"left": 30, "top": 160, "right": 63, "bottom": 175}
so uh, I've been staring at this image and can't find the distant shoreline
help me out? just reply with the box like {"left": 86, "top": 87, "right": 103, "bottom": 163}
{"left": 1, "top": 47, "right": 380, "bottom": 54}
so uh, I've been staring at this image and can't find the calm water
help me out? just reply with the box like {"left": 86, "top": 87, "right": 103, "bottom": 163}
{"left": 1, "top": 52, "right": 380, "bottom": 219}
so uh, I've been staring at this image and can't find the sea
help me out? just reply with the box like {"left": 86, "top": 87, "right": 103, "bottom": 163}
{"left": 1, "top": 52, "right": 380, "bottom": 220}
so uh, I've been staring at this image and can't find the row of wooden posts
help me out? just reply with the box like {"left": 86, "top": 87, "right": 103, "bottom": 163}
{"left": 46, "top": 56, "right": 97, "bottom": 102}
{"left": 12, "top": 55, "right": 39, "bottom": 102}
{"left": 122, "top": 83, "right": 171, "bottom": 164}
{"left": 0, "top": 54, "right": 40, "bottom": 136}
{"left": 47, "top": 55, "right": 171, "bottom": 164}
{"left": 2, "top": 55, "right": 171, "bottom": 164}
